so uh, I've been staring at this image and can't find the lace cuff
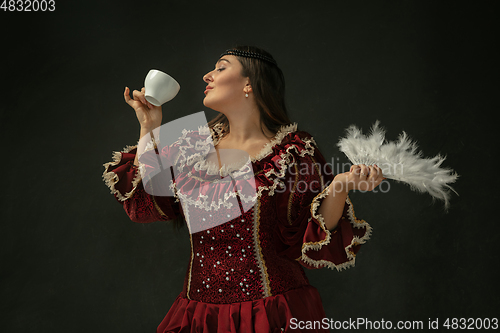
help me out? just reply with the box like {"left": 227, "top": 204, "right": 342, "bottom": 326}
{"left": 300, "top": 190, "right": 372, "bottom": 271}
{"left": 102, "top": 145, "right": 142, "bottom": 201}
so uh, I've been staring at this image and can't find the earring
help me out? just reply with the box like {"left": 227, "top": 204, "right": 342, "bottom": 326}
{"left": 245, "top": 93, "right": 249, "bottom": 98}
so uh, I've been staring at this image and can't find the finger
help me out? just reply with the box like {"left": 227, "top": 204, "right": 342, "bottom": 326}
{"left": 367, "top": 165, "right": 378, "bottom": 178}
{"left": 370, "top": 167, "right": 382, "bottom": 186}
{"left": 141, "top": 87, "right": 149, "bottom": 106}
{"left": 377, "top": 165, "right": 387, "bottom": 181}
{"left": 351, "top": 164, "right": 360, "bottom": 175}
{"left": 132, "top": 89, "right": 148, "bottom": 105}
{"left": 374, "top": 165, "right": 384, "bottom": 180}
{"left": 359, "top": 164, "right": 369, "bottom": 178}
{"left": 124, "top": 87, "right": 133, "bottom": 106}
{"left": 375, "top": 168, "right": 386, "bottom": 186}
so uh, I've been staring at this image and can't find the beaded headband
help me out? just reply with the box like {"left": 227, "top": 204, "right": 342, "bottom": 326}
{"left": 219, "top": 49, "right": 278, "bottom": 66}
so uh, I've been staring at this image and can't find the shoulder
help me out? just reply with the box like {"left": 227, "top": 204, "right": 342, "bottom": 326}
{"left": 270, "top": 124, "right": 319, "bottom": 160}
{"left": 252, "top": 124, "right": 328, "bottom": 196}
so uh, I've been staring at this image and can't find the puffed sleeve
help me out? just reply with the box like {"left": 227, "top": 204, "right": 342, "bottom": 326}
{"left": 275, "top": 132, "right": 372, "bottom": 271}
{"left": 102, "top": 144, "right": 182, "bottom": 223}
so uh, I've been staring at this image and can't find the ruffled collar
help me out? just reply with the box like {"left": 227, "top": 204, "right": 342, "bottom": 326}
{"left": 171, "top": 122, "right": 316, "bottom": 210}
{"left": 174, "top": 122, "right": 304, "bottom": 179}
{"left": 211, "top": 122, "right": 299, "bottom": 163}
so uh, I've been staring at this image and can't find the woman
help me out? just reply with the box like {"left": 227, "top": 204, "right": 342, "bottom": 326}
{"left": 103, "top": 46, "right": 384, "bottom": 332}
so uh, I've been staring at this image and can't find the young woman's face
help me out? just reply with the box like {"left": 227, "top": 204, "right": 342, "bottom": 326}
{"left": 202, "top": 55, "right": 250, "bottom": 112}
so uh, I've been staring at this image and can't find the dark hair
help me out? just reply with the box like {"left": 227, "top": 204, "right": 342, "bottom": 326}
{"left": 207, "top": 45, "right": 292, "bottom": 137}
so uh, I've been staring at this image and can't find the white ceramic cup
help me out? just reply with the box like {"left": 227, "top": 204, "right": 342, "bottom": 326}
{"left": 144, "top": 70, "right": 180, "bottom": 106}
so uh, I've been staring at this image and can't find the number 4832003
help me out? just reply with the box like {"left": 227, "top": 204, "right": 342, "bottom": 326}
{"left": 1, "top": 0, "right": 55, "bottom": 11}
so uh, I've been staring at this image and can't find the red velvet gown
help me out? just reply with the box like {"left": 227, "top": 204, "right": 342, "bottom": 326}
{"left": 103, "top": 123, "right": 371, "bottom": 332}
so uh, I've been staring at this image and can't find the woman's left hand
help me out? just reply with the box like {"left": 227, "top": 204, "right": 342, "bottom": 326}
{"left": 333, "top": 164, "right": 386, "bottom": 192}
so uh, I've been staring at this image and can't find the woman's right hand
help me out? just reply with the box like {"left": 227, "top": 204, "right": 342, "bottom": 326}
{"left": 124, "top": 87, "right": 162, "bottom": 130}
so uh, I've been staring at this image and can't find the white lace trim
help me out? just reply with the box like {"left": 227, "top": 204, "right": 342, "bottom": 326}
{"left": 105, "top": 123, "right": 311, "bottom": 210}
{"left": 181, "top": 122, "right": 313, "bottom": 199}
{"left": 191, "top": 154, "right": 253, "bottom": 178}
{"left": 102, "top": 144, "right": 143, "bottom": 202}
{"left": 256, "top": 135, "right": 316, "bottom": 197}
{"left": 300, "top": 192, "right": 372, "bottom": 271}
{"left": 174, "top": 184, "right": 258, "bottom": 212}
{"left": 249, "top": 123, "right": 298, "bottom": 162}
{"left": 211, "top": 123, "right": 225, "bottom": 145}
{"left": 195, "top": 122, "right": 299, "bottom": 162}
{"left": 172, "top": 122, "right": 308, "bottom": 198}
{"left": 174, "top": 122, "right": 298, "bottom": 174}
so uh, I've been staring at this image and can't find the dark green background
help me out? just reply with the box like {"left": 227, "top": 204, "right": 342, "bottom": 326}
{"left": 1, "top": 1, "right": 497, "bottom": 331}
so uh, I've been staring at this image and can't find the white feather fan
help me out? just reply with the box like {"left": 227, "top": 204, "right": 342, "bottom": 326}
{"left": 337, "top": 121, "right": 458, "bottom": 209}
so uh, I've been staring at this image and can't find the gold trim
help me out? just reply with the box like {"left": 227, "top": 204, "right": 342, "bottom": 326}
{"left": 102, "top": 144, "right": 143, "bottom": 202}
{"left": 256, "top": 136, "right": 316, "bottom": 198}
{"left": 186, "top": 232, "right": 194, "bottom": 300}
{"left": 300, "top": 187, "right": 372, "bottom": 271}
{"left": 152, "top": 196, "right": 168, "bottom": 218}
{"left": 252, "top": 198, "right": 272, "bottom": 297}
{"left": 302, "top": 186, "right": 332, "bottom": 249}
{"left": 212, "top": 123, "right": 298, "bottom": 162}
{"left": 185, "top": 208, "right": 194, "bottom": 300}
{"left": 287, "top": 164, "right": 299, "bottom": 225}
{"left": 346, "top": 196, "right": 368, "bottom": 226}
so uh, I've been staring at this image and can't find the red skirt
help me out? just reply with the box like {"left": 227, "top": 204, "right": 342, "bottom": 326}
{"left": 157, "top": 285, "right": 329, "bottom": 332}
